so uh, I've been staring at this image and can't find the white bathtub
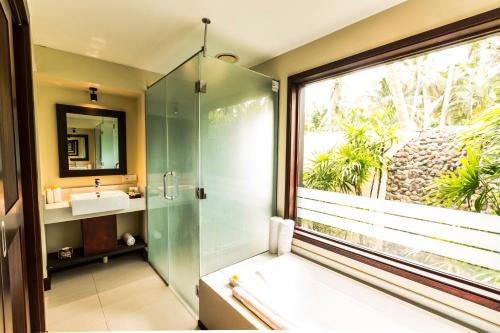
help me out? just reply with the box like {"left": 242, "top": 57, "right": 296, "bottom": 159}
{"left": 199, "top": 253, "right": 473, "bottom": 332}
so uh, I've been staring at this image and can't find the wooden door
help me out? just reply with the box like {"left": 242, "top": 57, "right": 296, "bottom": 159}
{"left": 0, "top": 0, "right": 29, "bottom": 331}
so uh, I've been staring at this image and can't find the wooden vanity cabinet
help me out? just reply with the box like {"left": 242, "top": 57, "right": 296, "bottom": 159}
{"left": 81, "top": 215, "right": 117, "bottom": 256}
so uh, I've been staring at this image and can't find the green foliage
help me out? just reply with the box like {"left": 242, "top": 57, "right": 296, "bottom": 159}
{"left": 304, "top": 35, "right": 499, "bottom": 133}
{"left": 375, "top": 77, "right": 397, "bottom": 116}
{"left": 331, "top": 142, "right": 375, "bottom": 195}
{"left": 304, "top": 103, "right": 329, "bottom": 132}
{"left": 400, "top": 246, "right": 500, "bottom": 286}
{"left": 426, "top": 144, "right": 482, "bottom": 210}
{"left": 444, "top": 40, "right": 499, "bottom": 126}
{"left": 427, "top": 106, "right": 500, "bottom": 214}
{"left": 462, "top": 106, "right": 500, "bottom": 164}
{"left": 303, "top": 134, "right": 377, "bottom": 195}
{"left": 302, "top": 150, "right": 336, "bottom": 191}
{"left": 303, "top": 108, "right": 397, "bottom": 195}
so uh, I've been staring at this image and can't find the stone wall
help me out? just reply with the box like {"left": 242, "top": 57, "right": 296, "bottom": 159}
{"left": 385, "top": 127, "right": 465, "bottom": 204}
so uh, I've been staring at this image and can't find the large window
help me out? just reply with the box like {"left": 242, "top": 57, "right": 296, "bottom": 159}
{"left": 287, "top": 11, "right": 500, "bottom": 309}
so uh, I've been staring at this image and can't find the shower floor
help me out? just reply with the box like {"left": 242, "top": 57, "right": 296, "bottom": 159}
{"left": 44, "top": 253, "right": 198, "bottom": 331}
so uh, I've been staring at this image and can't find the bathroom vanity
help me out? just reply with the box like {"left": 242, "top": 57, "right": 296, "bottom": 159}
{"left": 42, "top": 184, "right": 146, "bottom": 290}
{"left": 40, "top": 103, "right": 149, "bottom": 290}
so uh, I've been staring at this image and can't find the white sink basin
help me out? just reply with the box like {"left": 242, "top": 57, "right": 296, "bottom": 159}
{"left": 70, "top": 190, "right": 130, "bottom": 216}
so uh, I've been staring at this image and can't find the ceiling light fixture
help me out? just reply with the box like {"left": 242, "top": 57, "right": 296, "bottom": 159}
{"left": 215, "top": 53, "right": 239, "bottom": 64}
{"left": 89, "top": 87, "right": 98, "bottom": 103}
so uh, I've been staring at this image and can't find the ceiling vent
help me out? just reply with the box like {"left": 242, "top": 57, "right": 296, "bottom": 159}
{"left": 215, "top": 53, "right": 239, "bottom": 64}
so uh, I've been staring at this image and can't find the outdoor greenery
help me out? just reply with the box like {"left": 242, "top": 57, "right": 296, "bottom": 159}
{"left": 426, "top": 107, "right": 499, "bottom": 215}
{"left": 303, "top": 108, "right": 397, "bottom": 195}
{"left": 298, "top": 218, "right": 500, "bottom": 287}
{"left": 302, "top": 35, "right": 499, "bottom": 207}
{"left": 299, "top": 35, "right": 500, "bottom": 287}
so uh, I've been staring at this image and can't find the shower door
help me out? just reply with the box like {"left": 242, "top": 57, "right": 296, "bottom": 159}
{"left": 147, "top": 53, "right": 277, "bottom": 314}
{"left": 146, "top": 54, "right": 201, "bottom": 312}
{"left": 198, "top": 56, "right": 278, "bottom": 276}
{"left": 146, "top": 77, "right": 169, "bottom": 281}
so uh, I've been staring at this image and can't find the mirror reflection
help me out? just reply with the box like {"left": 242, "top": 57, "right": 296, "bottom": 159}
{"left": 66, "top": 113, "right": 119, "bottom": 170}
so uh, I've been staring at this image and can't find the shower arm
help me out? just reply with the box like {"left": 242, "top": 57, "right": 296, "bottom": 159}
{"left": 202, "top": 17, "right": 211, "bottom": 57}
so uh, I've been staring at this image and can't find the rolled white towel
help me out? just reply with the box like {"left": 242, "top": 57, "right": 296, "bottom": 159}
{"left": 122, "top": 233, "right": 136, "bottom": 246}
{"left": 232, "top": 286, "right": 292, "bottom": 330}
{"left": 277, "top": 219, "right": 294, "bottom": 255}
{"left": 269, "top": 216, "right": 283, "bottom": 254}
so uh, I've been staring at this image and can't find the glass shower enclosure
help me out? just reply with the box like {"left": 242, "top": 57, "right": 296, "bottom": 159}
{"left": 146, "top": 52, "right": 277, "bottom": 314}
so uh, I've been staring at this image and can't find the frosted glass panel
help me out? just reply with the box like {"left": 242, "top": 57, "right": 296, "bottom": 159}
{"left": 147, "top": 53, "right": 277, "bottom": 314}
{"left": 199, "top": 57, "right": 277, "bottom": 276}
{"left": 164, "top": 54, "right": 200, "bottom": 313}
{"left": 146, "top": 55, "right": 200, "bottom": 313}
{"left": 146, "top": 77, "right": 169, "bottom": 281}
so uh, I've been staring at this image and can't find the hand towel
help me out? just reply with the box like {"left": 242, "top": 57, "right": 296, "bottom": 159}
{"left": 269, "top": 216, "right": 283, "bottom": 254}
{"left": 277, "top": 219, "right": 294, "bottom": 255}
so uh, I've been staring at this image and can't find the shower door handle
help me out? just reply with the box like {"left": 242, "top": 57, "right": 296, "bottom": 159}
{"left": 196, "top": 187, "right": 207, "bottom": 200}
{"left": 163, "top": 171, "right": 177, "bottom": 200}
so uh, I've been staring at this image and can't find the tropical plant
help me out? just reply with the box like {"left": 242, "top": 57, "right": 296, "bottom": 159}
{"left": 304, "top": 103, "right": 329, "bottom": 132}
{"left": 303, "top": 35, "right": 498, "bottom": 201}
{"left": 303, "top": 131, "right": 376, "bottom": 195}
{"left": 461, "top": 105, "right": 500, "bottom": 165}
{"left": 332, "top": 142, "right": 375, "bottom": 195}
{"left": 427, "top": 144, "right": 483, "bottom": 211}
{"left": 427, "top": 106, "right": 500, "bottom": 214}
{"left": 303, "top": 108, "right": 397, "bottom": 196}
{"left": 366, "top": 110, "right": 398, "bottom": 197}
{"left": 302, "top": 150, "right": 336, "bottom": 191}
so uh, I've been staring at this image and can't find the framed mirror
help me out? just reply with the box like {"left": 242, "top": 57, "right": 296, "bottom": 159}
{"left": 56, "top": 104, "right": 127, "bottom": 177}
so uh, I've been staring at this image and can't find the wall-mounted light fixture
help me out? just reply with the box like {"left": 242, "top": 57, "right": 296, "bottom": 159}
{"left": 89, "top": 87, "right": 98, "bottom": 103}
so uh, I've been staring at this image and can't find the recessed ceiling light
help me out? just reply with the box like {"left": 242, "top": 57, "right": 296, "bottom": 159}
{"left": 215, "top": 53, "right": 239, "bottom": 64}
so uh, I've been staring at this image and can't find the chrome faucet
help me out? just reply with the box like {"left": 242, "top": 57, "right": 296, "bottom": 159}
{"left": 95, "top": 178, "right": 101, "bottom": 197}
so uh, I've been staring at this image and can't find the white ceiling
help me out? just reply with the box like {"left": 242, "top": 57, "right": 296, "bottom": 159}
{"left": 27, "top": 0, "right": 404, "bottom": 74}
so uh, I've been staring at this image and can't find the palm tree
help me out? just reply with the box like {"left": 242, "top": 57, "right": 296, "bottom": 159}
{"left": 304, "top": 108, "right": 396, "bottom": 196}
{"left": 384, "top": 64, "right": 413, "bottom": 131}
{"left": 303, "top": 150, "right": 336, "bottom": 191}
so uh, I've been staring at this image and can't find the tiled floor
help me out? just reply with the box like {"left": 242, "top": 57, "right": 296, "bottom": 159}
{"left": 45, "top": 253, "right": 198, "bottom": 332}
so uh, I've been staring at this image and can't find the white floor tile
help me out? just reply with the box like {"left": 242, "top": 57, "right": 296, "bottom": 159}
{"left": 46, "top": 294, "right": 108, "bottom": 332}
{"left": 45, "top": 254, "right": 197, "bottom": 332}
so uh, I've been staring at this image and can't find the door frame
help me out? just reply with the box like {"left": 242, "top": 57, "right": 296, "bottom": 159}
{"left": 8, "top": 0, "right": 45, "bottom": 331}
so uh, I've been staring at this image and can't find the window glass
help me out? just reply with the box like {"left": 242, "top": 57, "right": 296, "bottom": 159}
{"left": 297, "top": 34, "right": 500, "bottom": 288}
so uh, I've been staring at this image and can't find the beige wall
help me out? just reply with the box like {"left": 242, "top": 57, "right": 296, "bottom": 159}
{"left": 34, "top": 45, "right": 160, "bottom": 95}
{"left": 35, "top": 83, "right": 143, "bottom": 188}
{"left": 33, "top": 47, "right": 161, "bottom": 278}
{"left": 34, "top": 46, "right": 161, "bottom": 189}
{"left": 252, "top": 0, "right": 499, "bottom": 216}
